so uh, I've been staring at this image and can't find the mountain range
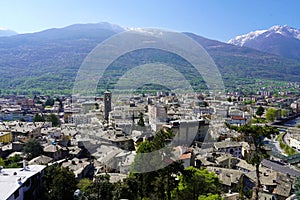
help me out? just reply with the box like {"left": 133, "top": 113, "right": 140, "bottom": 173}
{"left": 228, "top": 25, "right": 300, "bottom": 61}
{"left": 0, "top": 23, "right": 300, "bottom": 95}
{"left": 0, "top": 28, "right": 17, "bottom": 37}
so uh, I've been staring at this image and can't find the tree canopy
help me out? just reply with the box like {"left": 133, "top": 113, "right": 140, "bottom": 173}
{"left": 171, "top": 166, "right": 221, "bottom": 200}
{"left": 265, "top": 107, "right": 278, "bottom": 122}
{"left": 255, "top": 106, "right": 264, "bottom": 117}
{"left": 33, "top": 113, "right": 45, "bottom": 122}
{"left": 137, "top": 112, "right": 145, "bottom": 127}
{"left": 47, "top": 113, "right": 60, "bottom": 127}
{"left": 42, "top": 166, "right": 78, "bottom": 200}
{"left": 236, "top": 125, "right": 278, "bottom": 200}
{"left": 23, "top": 139, "right": 43, "bottom": 160}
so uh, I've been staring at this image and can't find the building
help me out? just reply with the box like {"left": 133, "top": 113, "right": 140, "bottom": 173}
{"left": 0, "top": 131, "right": 12, "bottom": 143}
{"left": 207, "top": 167, "right": 243, "bottom": 192}
{"left": 226, "top": 116, "right": 246, "bottom": 126}
{"left": 43, "top": 144, "right": 69, "bottom": 161}
{"left": 0, "top": 164, "right": 46, "bottom": 200}
{"left": 148, "top": 104, "right": 167, "bottom": 132}
{"left": 214, "top": 141, "right": 243, "bottom": 158}
{"left": 289, "top": 134, "right": 300, "bottom": 150}
{"left": 165, "top": 119, "right": 208, "bottom": 146}
{"left": 104, "top": 91, "right": 112, "bottom": 121}
{"left": 61, "top": 158, "right": 94, "bottom": 179}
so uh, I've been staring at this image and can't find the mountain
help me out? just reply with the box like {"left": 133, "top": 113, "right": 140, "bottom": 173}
{"left": 0, "top": 27, "right": 17, "bottom": 37}
{"left": 228, "top": 25, "right": 300, "bottom": 60}
{"left": 0, "top": 22, "right": 299, "bottom": 95}
{"left": 0, "top": 22, "right": 124, "bottom": 94}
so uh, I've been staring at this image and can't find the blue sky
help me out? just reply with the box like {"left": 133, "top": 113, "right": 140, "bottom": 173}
{"left": 1, "top": 0, "right": 300, "bottom": 41}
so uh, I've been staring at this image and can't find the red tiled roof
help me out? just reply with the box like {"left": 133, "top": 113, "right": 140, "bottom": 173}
{"left": 231, "top": 116, "right": 246, "bottom": 120}
{"left": 180, "top": 153, "right": 191, "bottom": 160}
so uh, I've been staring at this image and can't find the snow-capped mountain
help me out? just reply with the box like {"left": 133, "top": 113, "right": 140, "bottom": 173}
{"left": 228, "top": 25, "right": 300, "bottom": 60}
{"left": 0, "top": 27, "right": 17, "bottom": 37}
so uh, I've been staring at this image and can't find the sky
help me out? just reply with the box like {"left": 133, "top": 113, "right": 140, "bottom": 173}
{"left": 1, "top": 0, "right": 300, "bottom": 42}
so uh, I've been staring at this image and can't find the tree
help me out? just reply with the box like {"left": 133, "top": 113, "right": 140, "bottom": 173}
{"left": 255, "top": 106, "right": 264, "bottom": 117}
{"left": 92, "top": 174, "right": 114, "bottom": 200}
{"left": 137, "top": 112, "right": 145, "bottom": 127}
{"left": 6, "top": 154, "right": 22, "bottom": 168}
{"left": 112, "top": 176, "right": 139, "bottom": 200}
{"left": 265, "top": 107, "right": 277, "bottom": 122}
{"left": 130, "top": 129, "right": 183, "bottom": 200}
{"left": 33, "top": 113, "right": 45, "bottom": 122}
{"left": 237, "top": 125, "right": 278, "bottom": 200}
{"left": 77, "top": 178, "right": 93, "bottom": 194}
{"left": 19, "top": 118, "right": 26, "bottom": 122}
{"left": 294, "top": 177, "right": 300, "bottom": 198}
{"left": 203, "top": 101, "right": 209, "bottom": 107}
{"left": 0, "top": 158, "right": 5, "bottom": 167}
{"left": 43, "top": 166, "right": 78, "bottom": 200}
{"left": 47, "top": 113, "right": 60, "bottom": 127}
{"left": 281, "top": 109, "right": 288, "bottom": 118}
{"left": 198, "top": 194, "right": 222, "bottom": 200}
{"left": 44, "top": 98, "right": 54, "bottom": 107}
{"left": 171, "top": 166, "right": 221, "bottom": 200}
{"left": 23, "top": 139, "right": 43, "bottom": 160}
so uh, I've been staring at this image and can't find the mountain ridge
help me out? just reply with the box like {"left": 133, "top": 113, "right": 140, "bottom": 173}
{"left": 0, "top": 22, "right": 299, "bottom": 95}
{"left": 228, "top": 25, "right": 300, "bottom": 60}
{"left": 0, "top": 27, "right": 17, "bottom": 37}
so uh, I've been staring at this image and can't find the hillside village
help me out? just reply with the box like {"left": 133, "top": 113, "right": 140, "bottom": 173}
{"left": 0, "top": 88, "right": 300, "bottom": 199}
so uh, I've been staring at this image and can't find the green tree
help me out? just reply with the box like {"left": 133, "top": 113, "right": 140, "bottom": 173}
{"left": 255, "top": 106, "right": 264, "bottom": 117}
{"left": 0, "top": 158, "right": 5, "bottom": 167}
{"left": 6, "top": 154, "right": 22, "bottom": 168}
{"left": 23, "top": 139, "right": 43, "bottom": 160}
{"left": 92, "top": 174, "right": 114, "bottom": 200}
{"left": 112, "top": 176, "right": 139, "bottom": 200}
{"left": 137, "top": 112, "right": 145, "bottom": 127}
{"left": 19, "top": 118, "right": 26, "bottom": 122}
{"left": 281, "top": 109, "right": 288, "bottom": 118}
{"left": 77, "top": 178, "right": 93, "bottom": 195}
{"left": 47, "top": 113, "right": 60, "bottom": 127}
{"left": 43, "top": 166, "right": 78, "bottom": 200}
{"left": 203, "top": 101, "right": 209, "bottom": 107}
{"left": 294, "top": 177, "right": 300, "bottom": 198}
{"left": 198, "top": 194, "right": 222, "bottom": 200}
{"left": 237, "top": 125, "right": 278, "bottom": 200}
{"left": 130, "top": 129, "right": 183, "bottom": 200}
{"left": 33, "top": 113, "right": 45, "bottom": 122}
{"left": 265, "top": 107, "right": 277, "bottom": 122}
{"left": 171, "top": 166, "right": 221, "bottom": 200}
{"left": 44, "top": 98, "right": 54, "bottom": 107}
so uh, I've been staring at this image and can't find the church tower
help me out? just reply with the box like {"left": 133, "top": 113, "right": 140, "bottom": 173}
{"left": 104, "top": 91, "right": 112, "bottom": 121}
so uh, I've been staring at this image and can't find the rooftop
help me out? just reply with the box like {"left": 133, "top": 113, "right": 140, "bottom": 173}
{"left": 0, "top": 165, "right": 46, "bottom": 200}
{"left": 214, "top": 141, "right": 242, "bottom": 149}
{"left": 261, "top": 159, "right": 300, "bottom": 177}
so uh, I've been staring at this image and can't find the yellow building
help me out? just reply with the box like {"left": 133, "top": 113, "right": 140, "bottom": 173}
{"left": 0, "top": 131, "right": 12, "bottom": 143}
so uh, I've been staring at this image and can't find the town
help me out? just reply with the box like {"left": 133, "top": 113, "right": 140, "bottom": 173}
{"left": 0, "top": 85, "right": 300, "bottom": 200}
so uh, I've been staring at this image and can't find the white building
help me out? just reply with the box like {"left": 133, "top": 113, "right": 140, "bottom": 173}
{"left": 290, "top": 134, "right": 300, "bottom": 150}
{"left": 214, "top": 141, "right": 243, "bottom": 158}
{"left": 148, "top": 104, "right": 167, "bottom": 132}
{"left": 0, "top": 165, "right": 46, "bottom": 200}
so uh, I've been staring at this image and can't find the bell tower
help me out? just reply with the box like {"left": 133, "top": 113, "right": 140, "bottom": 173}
{"left": 104, "top": 91, "right": 112, "bottom": 121}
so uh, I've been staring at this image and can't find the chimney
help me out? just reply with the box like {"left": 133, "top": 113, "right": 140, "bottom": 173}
{"left": 23, "top": 156, "right": 27, "bottom": 170}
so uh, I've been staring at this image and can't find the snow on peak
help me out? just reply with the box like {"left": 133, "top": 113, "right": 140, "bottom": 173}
{"left": 0, "top": 27, "right": 9, "bottom": 31}
{"left": 228, "top": 29, "right": 267, "bottom": 46}
{"left": 228, "top": 25, "right": 300, "bottom": 46}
